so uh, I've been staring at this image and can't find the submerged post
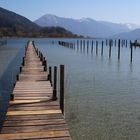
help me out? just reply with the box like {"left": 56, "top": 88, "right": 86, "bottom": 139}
{"left": 130, "top": 43, "right": 133, "bottom": 62}
{"left": 115, "top": 40, "right": 116, "bottom": 47}
{"left": 118, "top": 39, "right": 121, "bottom": 60}
{"left": 52, "top": 66, "right": 57, "bottom": 100}
{"left": 96, "top": 41, "right": 98, "bottom": 55}
{"left": 109, "top": 40, "right": 112, "bottom": 58}
{"left": 91, "top": 40, "right": 93, "bottom": 53}
{"left": 126, "top": 40, "right": 127, "bottom": 47}
{"left": 87, "top": 40, "right": 89, "bottom": 53}
{"left": 83, "top": 40, "right": 85, "bottom": 52}
{"left": 101, "top": 41, "right": 104, "bottom": 56}
{"left": 60, "top": 65, "right": 64, "bottom": 114}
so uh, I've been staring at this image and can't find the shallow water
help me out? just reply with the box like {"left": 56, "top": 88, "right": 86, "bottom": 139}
{"left": 1, "top": 38, "right": 140, "bottom": 140}
{"left": 0, "top": 39, "right": 25, "bottom": 129}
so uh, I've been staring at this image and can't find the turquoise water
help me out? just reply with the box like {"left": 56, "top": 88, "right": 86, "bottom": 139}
{"left": 1, "top": 38, "right": 140, "bottom": 140}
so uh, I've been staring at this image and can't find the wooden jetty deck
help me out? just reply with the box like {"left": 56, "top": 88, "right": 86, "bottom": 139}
{"left": 0, "top": 41, "right": 71, "bottom": 140}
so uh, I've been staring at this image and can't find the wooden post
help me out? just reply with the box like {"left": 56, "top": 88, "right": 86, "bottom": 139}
{"left": 20, "top": 66, "right": 22, "bottom": 73}
{"left": 52, "top": 66, "right": 57, "bottom": 100}
{"left": 118, "top": 39, "right": 121, "bottom": 60}
{"left": 36, "top": 48, "right": 38, "bottom": 55}
{"left": 101, "top": 41, "right": 104, "bottom": 56}
{"left": 106, "top": 40, "right": 108, "bottom": 46}
{"left": 16, "top": 75, "right": 19, "bottom": 81}
{"left": 77, "top": 40, "right": 79, "bottom": 51}
{"left": 83, "top": 40, "right": 85, "bottom": 52}
{"left": 115, "top": 40, "right": 116, "bottom": 47}
{"left": 126, "top": 40, "right": 127, "bottom": 47}
{"left": 130, "top": 43, "right": 133, "bottom": 62}
{"left": 121, "top": 40, "right": 123, "bottom": 47}
{"left": 22, "top": 57, "right": 25, "bottom": 66}
{"left": 42, "top": 57, "right": 45, "bottom": 66}
{"left": 80, "top": 40, "right": 82, "bottom": 52}
{"left": 48, "top": 67, "right": 52, "bottom": 86}
{"left": 87, "top": 40, "right": 89, "bottom": 53}
{"left": 96, "top": 41, "right": 98, "bottom": 55}
{"left": 44, "top": 60, "right": 47, "bottom": 71}
{"left": 10, "top": 94, "right": 14, "bottom": 101}
{"left": 91, "top": 42, "right": 93, "bottom": 54}
{"left": 109, "top": 40, "right": 112, "bottom": 58}
{"left": 91, "top": 40, "right": 94, "bottom": 54}
{"left": 60, "top": 65, "right": 64, "bottom": 114}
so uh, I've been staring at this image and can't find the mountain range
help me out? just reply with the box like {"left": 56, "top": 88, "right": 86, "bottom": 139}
{"left": 0, "top": 7, "right": 78, "bottom": 38}
{"left": 34, "top": 14, "right": 140, "bottom": 38}
{"left": 1, "top": 6, "right": 140, "bottom": 39}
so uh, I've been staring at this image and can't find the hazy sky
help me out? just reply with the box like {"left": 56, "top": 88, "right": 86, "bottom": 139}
{"left": 0, "top": 0, "right": 140, "bottom": 25}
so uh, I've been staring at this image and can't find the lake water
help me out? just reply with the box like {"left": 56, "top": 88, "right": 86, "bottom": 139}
{"left": 1, "top": 38, "right": 140, "bottom": 140}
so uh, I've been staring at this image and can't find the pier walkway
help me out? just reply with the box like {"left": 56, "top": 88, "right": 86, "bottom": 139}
{"left": 0, "top": 41, "right": 71, "bottom": 140}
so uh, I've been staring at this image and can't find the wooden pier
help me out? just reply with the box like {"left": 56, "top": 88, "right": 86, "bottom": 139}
{"left": 0, "top": 41, "right": 71, "bottom": 140}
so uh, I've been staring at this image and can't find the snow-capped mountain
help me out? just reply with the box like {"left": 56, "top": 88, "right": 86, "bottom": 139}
{"left": 125, "top": 23, "right": 140, "bottom": 30}
{"left": 34, "top": 14, "right": 140, "bottom": 38}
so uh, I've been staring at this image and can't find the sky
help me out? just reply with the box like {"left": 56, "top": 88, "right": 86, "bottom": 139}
{"left": 0, "top": 0, "right": 140, "bottom": 25}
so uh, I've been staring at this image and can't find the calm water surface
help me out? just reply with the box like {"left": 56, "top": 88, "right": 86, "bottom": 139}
{"left": 0, "top": 39, "right": 26, "bottom": 129}
{"left": 1, "top": 38, "right": 140, "bottom": 140}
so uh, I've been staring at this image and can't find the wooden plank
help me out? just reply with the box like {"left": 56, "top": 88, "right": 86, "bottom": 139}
{"left": 1, "top": 124, "right": 69, "bottom": 134}
{"left": 9, "top": 99, "right": 52, "bottom": 104}
{"left": 5, "top": 114, "right": 64, "bottom": 121}
{"left": 7, "top": 110, "right": 62, "bottom": 116}
{"left": 3, "top": 119, "right": 66, "bottom": 127}
{"left": 0, "top": 130, "right": 70, "bottom": 139}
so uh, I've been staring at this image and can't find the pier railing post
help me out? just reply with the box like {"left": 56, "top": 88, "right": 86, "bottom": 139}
{"left": 22, "top": 57, "right": 25, "bottom": 66}
{"left": 16, "top": 74, "right": 19, "bottom": 81}
{"left": 44, "top": 60, "right": 47, "bottom": 71}
{"left": 48, "top": 67, "right": 52, "bottom": 86}
{"left": 52, "top": 66, "right": 57, "bottom": 100}
{"left": 19, "top": 66, "right": 22, "bottom": 73}
{"left": 60, "top": 65, "right": 64, "bottom": 114}
{"left": 10, "top": 94, "right": 14, "bottom": 101}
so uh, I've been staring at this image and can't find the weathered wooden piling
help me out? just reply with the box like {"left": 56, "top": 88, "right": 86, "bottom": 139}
{"left": 101, "top": 41, "right": 104, "bottom": 56}
{"left": 118, "top": 39, "right": 121, "bottom": 60}
{"left": 96, "top": 41, "right": 98, "bottom": 55}
{"left": 106, "top": 40, "right": 108, "bottom": 46}
{"left": 91, "top": 41, "right": 93, "bottom": 54}
{"left": 109, "top": 40, "right": 112, "bottom": 58}
{"left": 80, "top": 40, "right": 82, "bottom": 52}
{"left": 87, "top": 40, "right": 89, "bottom": 53}
{"left": 126, "top": 40, "right": 127, "bottom": 47}
{"left": 52, "top": 66, "right": 57, "bottom": 100}
{"left": 130, "top": 42, "right": 133, "bottom": 62}
{"left": 83, "top": 40, "right": 85, "bottom": 52}
{"left": 115, "top": 40, "right": 117, "bottom": 47}
{"left": 60, "top": 65, "right": 64, "bottom": 114}
{"left": 77, "top": 40, "right": 79, "bottom": 51}
{"left": 49, "top": 66, "right": 52, "bottom": 86}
